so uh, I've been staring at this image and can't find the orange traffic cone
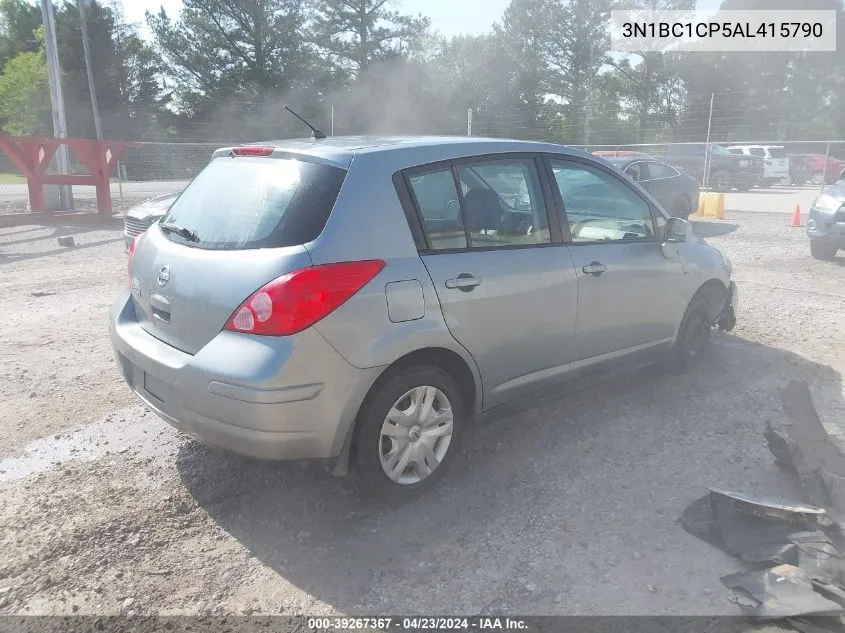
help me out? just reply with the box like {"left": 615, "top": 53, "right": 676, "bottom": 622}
{"left": 789, "top": 204, "right": 802, "bottom": 227}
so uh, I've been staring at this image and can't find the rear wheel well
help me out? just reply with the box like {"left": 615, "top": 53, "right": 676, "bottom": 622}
{"left": 349, "top": 347, "right": 478, "bottom": 452}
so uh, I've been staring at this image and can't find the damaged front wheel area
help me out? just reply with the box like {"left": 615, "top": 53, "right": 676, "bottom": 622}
{"left": 716, "top": 282, "right": 739, "bottom": 333}
{"left": 716, "top": 305, "right": 737, "bottom": 332}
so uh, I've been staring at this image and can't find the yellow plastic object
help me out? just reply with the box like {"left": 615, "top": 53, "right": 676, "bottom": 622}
{"left": 689, "top": 192, "right": 725, "bottom": 220}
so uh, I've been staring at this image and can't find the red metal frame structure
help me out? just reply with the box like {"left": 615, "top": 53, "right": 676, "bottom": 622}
{"left": 0, "top": 136, "right": 130, "bottom": 214}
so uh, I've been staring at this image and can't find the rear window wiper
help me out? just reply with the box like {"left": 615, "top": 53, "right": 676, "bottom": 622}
{"left": 159, "top": 222, "right": 199, "bottom": 242}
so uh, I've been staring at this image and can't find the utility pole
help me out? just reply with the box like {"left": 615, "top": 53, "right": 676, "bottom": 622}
{"left": 78, "top": 0, "right": 102, "bottom": 140}
{"left": 40, "top": 0, "right": 72, "bottom": 209}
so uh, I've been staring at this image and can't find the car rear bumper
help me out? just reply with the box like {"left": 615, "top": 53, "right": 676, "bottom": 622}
{"left": 109, "top": 291, "right": 382, "bottom": 460}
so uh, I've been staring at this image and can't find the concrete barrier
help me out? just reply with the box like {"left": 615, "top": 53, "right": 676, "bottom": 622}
{"left": 689, "top": 192, "right": 726, "bottom": 220}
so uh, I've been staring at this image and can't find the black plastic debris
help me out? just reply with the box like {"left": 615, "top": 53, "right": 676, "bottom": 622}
{"left": 777, "top": 381, "right": 845, "bottom": 514}
{"left": 789, "top": 617, "right": 845, "bottom": 633}
{"left": 722, "top": 565, "right": 845, "bottom": 618}
{"left": 680, "top": 381, "right": 845, "bottom": 633}
{"left": 680, "top": 489, "right": 838, "bottom": 568}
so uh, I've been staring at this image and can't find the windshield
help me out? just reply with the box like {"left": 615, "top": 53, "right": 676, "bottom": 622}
{"left": 160, "top": 156, "right": 346, "bottom": 250}
{"left": 711, "top": 145, "right": 732, "bottom": 155}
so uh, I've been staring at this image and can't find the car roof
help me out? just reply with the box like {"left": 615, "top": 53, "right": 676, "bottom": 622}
{"left": 213, "top": 135, "right": 592, "bottom": 169}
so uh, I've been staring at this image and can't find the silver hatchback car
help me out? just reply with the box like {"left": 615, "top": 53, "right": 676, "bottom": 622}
{"left": 110, "top": 136, "right": 737, "bottom": 501}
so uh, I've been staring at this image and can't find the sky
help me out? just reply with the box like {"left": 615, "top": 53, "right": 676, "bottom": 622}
{"left": 121, "top": 0, "right": 514, "bottom": 39}
{"left": 121, "top": 0, "right": 724, "bottom": 39}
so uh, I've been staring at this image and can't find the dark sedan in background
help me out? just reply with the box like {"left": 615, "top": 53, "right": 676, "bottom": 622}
{"left": 122, "top": 192, "right": 180, "bottom": 249}
{"left": 606, "top": 157, "right": 700, "bottom": 219}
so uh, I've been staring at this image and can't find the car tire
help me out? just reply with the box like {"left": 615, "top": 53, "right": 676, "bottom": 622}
{"left": 670, "top": 296, "right": 712, "bottom": 373}
{"left": 353, "top": 365, "right": 465, "bottom": 504}
{"left": 810, "top": 241, "right": 838, "bottom": 261}
{"left": 810, "top": 171, "right": 825, "bottom": 185}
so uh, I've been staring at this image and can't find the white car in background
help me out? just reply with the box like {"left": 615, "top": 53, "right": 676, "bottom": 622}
{"left": 726, "top": 145, "right": 790, "bottom": 188}
{"left": 122, "top": 192, "right": 181, "bottom": 249}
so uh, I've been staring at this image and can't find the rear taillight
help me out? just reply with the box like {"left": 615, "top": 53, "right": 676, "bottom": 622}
{"left": 127, "top": 233, "right": 144, "bottom": 287}
{"left": 225, "top": 260, "right": 385, "bottom": 336}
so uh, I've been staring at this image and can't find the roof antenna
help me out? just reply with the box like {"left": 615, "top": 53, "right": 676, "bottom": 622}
{"left": 284, "top": 106, "right": 327, "bottom": 140}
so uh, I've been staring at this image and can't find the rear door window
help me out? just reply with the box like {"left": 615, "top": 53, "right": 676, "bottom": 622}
{"left": 642, "top": 162, "right": 679, "bottom": 180}
{"left": 159, "top": 156, "right": 347, "bottom": 250}
{"left": 456, "top": 158, "right": 550, "bottom": 247}
{"left": 407, "top": 168, "right": 468, "bottom": 250}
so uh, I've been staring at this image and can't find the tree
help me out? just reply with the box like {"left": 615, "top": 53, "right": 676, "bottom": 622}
{"left": 494, "top": 0, "right": 555, "bottom": 119}
{"left": 675, "top": 0, "right": 845, "bottom": 141}
{"left": 548, "top": 0, "right": 613, "bottom": 144}
{"left": 604, "top": 0, "right": 694, "bottom": 140}
{"left": 0, "top": 26, "right": 50, "bottom": 136}
{"left": 148, "top": 0, "right": 311, "bottom": 131}
{"left": 312, "top": 0, "right": 430, "bottom": 75}
{"left": 51, "top": 1, "right": 170, "bottom": 140}
{"left": 0, "top": 0, "right": 42, "bottom": 69}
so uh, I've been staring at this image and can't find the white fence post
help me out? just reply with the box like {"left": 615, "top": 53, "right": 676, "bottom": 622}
{"left": 467, "top": 109, "right": 473, "bottom": 137}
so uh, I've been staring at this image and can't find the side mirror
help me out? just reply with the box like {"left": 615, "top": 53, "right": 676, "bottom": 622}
{"left": 665, "top": 217, "right": 692, "bottom": 243}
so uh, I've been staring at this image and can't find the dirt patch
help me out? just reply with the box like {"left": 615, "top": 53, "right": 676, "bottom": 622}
{"left": 1, "top": 208, "right": 845, "bottom": 616}
{"left": 0, "top": 219, "right": 134, "bottom": 457}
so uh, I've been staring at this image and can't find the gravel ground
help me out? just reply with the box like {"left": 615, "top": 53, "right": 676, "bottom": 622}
{"left": 0, "top": 206, "right": 844, "bottom": 619}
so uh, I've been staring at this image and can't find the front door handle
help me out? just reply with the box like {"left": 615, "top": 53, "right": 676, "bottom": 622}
{"left": 582, "top": 261, "right": 607, "bottom": 277}
{"left": 445, "top": 273, "right": 482, "bottom": 291}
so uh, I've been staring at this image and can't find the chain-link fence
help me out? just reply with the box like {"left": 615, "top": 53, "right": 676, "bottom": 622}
{"left": 2, "top": 135, "right": 844, "bottom": 216}
{"left": 572, "top": 141, "right": 845, "bottom": 192}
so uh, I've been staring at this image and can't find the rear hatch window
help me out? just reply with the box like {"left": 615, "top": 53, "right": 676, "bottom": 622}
{"left": 159, "top": 156, "right": 347, "bottom": 250}
{"left": 768, "top": 148, "right": 787, "bottom": 158}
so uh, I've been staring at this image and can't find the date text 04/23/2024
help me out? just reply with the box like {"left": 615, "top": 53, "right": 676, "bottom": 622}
{"left": 307, "top": 617, "right": 529, "bottom": 630}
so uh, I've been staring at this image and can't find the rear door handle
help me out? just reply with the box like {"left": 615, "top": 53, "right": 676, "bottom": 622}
{"left": 582, "top": 261, "right": 607, "bottom": 277}
{"left": 445, "top": 274, "right": 482, "bottom": 291}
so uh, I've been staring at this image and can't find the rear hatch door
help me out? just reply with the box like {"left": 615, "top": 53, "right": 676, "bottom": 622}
{"left": 129, "top": 153, "right": 347, "bottom": 354}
